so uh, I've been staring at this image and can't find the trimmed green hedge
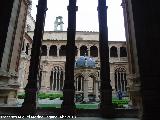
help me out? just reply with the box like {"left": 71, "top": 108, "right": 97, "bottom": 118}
{"left": 112, "top": 99, "right": 129, "bottom": 107}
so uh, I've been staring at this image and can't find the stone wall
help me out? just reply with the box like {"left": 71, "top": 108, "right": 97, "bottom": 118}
{"left": 0, "top": 0, "right": 29, "bottom": 106}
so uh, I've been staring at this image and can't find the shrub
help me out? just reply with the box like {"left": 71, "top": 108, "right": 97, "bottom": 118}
{"left": 47, "top": 93, "right": 63, "bottom": 100}
{"left": 112, "top": 99, "right": 129, "bottom": 108}
{"left": 17, "top": 92, "right": 63, "bottom": 100}
{"left": 17, "top": 93, "right": 25, "bottom": 99}
{"left": 38, "top": 93, "right": 47, "bottom": 99}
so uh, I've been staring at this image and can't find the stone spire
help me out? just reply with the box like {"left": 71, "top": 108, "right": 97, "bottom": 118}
{"left": 28, "top": 0, "right": 32, "bottom": 15}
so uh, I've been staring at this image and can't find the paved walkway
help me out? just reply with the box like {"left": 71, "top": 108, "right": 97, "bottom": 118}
{"left": 0, "top": 116, "right": 140, "bottom": 120}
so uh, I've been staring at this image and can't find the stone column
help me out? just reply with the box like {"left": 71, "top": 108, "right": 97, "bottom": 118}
{"left": 83, "top": 79, "right": 89, "bottom": 102}
{"left": 98, "top": 0, "right": 113, "bottom": 117}
{"left": 47, "top": 45, "right": 50, "bottom": 57}
{"left": 45, "top": 71, "right": 51, "bottom": 91}
{"left": 40, "top": 71, "right": 46, "bottom": 92}
{"left": 21, "top": 0, "right": 47, "bottom": 115}
{"left": 17, "top": 61, "right": 25, "bottom": 92}
{"left": 78, "top": 48, "right": 80, "bottom": 57}
{"left": 118, "top": 47, "right": 120, "bottom": 59}
{"left": 121, "top": 0, "right": 142, "bottom": 117}
{"left": 110, "top": 71, "right": 115, "bottom": 90}
{"left": 57, "top": 47, "right": 60, "bottom": 57}
{"left": 61, "top": 0, "right": 77, "bottom": 116}
{"left": 95, "top": 80, "right": 100, "bottom": 101}
{"left": 88, "top": 47, "right": 90, "bottom": 56}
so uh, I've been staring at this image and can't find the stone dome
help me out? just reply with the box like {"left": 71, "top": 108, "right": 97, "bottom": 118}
{"left": 75, "top": 56, "right": 96, "bottom": 68}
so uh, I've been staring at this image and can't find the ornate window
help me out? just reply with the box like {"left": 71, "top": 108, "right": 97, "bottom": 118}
{"left": 90, "top": 46, "right": 98, "bottom": 57}
{"left": 49, "top": 45, "right": 57, "bottom": 56}
{"left": 50, "top": 66, "right": 64, "bottom": 91}
{"left": 110, "top": 46, "right": 118, "bottom": 57}
{"left": 115, "top": 67, "right": 127, "bottom": 92}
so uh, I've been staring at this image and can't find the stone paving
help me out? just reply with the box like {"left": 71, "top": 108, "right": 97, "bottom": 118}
{"left": 0, "top": 116, "right": 140, "bottom": 120}
{"left": 17, "top": 98, "right": 63, "bottom": 107}
{"left": 14, "top": 99, "right": 138, "bottom": 120}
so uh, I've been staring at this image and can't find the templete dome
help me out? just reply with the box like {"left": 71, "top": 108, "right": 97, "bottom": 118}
{"left": 75, "top": 56, "right": 96, "bottom": 68}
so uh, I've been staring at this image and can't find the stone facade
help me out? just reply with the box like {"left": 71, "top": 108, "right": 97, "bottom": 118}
{"left": 19, "top": 30, "right": 129, "bottom": 101}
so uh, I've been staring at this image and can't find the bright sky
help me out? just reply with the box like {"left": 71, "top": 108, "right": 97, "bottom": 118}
{"left": 31, "top": 0, "right": 126, "bottom": 41}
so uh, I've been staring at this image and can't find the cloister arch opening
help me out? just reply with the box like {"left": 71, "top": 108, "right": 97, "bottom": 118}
{"left": 80, "top": 45, "right": 88, "bottom": 56}
{"left": 41, "top": 45, "right": 47, "bottom": 56}
{"left": 90, "top": 46, "right": 98, "bottom": 57}
{"left": 4, "top": 0, "right": 143, "bottom": 118}
{"left": 120, "top": 46, "right": 127, "bottom": 57}
{"left": 59, "top": 45, "right": 66, "bottom": 56}
{"left": 110, "top": 46, "right": 118, "bottom": 57}
{"left": 49, "top": 45, "right": 57, "bottom": 56}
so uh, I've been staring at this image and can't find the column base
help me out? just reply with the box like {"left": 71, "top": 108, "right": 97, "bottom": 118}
{"left": 100, "top": 89, "right": 113, "bottom": 118}
{"left": 21, "top": 102, "right": 37, "bottom": 115}
{"left": 95, "top": 97, "right": 100, "bottom": 102}
{"left": 20, "top": 89, "right": 38, "bottom": 115}
{"left": 83, "top": 97, "right": 89, "bottom": 102}
{"left": 61, "top": 89, "right": 76, "bottom": 116}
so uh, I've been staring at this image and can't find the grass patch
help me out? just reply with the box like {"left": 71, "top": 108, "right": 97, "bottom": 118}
{"left": 76, "top": 103, "right": 99, "bottom": 109}
{"left": 39, "top": 104, "right": 61, "bottom": 108}
{"left": 17, "top": 92, "right": 63, "bottom": 100}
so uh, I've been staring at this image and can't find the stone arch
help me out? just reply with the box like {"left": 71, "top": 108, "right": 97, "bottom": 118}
{"left": 110, "top": 46, "right": 118, "bottom": 57}
{"left": 74, "top": 73, "right": 84, "bottom": 91}
{"left": 80, "top": 45, "right": 88, "bottom": 56}
{"left": 41, "top": 45, "right": 47, "bottom": 56}
{"left": 120, "top": 46, "right": 127, "bottom": 57}
{"left": 88, "top": 73, "right": 97, "bottom": 92}
{"left": 49, "top": 45, "right": 57, "bottom": 56}
{"left": 90, "top": 46, "right": 98, "bottom": 57}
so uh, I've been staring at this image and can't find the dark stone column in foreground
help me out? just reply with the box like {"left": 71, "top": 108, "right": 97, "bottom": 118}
{"left": 21, "top": 0, "right": 47, "bottom": 115}
{"left": 129, "top": 1, "right": 160, "bottom": 120}
{"left": 98, "top": 0, "right": 113, "bottom": 118}
{"left": 61, "top": 0, "right": 77, "bottom": 116}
